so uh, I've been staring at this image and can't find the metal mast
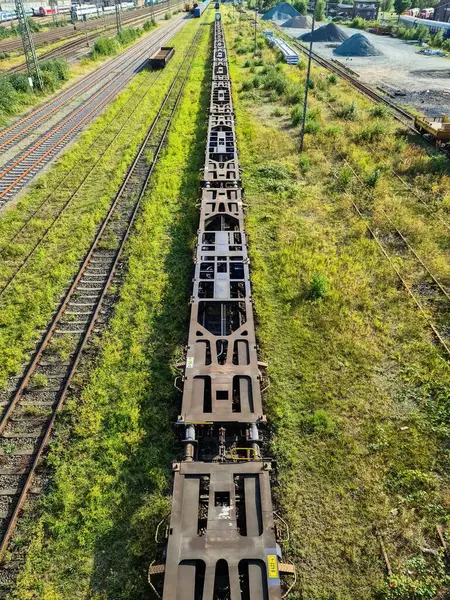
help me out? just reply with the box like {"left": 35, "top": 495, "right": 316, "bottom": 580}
{"left": 14, "top": 0, "right": 43, "bottom": 90}
{"left": 115, "top": 0, "right": 122, "bottom": 35}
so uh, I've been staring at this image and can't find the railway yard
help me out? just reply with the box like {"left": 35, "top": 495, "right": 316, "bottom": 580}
{"left": 0, "top": 2, "right": 450, "bottom": 599}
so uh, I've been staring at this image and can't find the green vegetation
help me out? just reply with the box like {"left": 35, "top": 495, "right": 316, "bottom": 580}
{"left": 10, "top": 16, "right": 212, "bottom": 599}
{"left": 224, "top": 9, "right": 450, "bottom": 599}
{"left": 0, "top": 58, "right": 69, "bottom": 123}
{"left": 0, "top": 20, "right": 204, "bottom": 391}
{"left": 91, "top": 27, "right": 144, "bottom": 59}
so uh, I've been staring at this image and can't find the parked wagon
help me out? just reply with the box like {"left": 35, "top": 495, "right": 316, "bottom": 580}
{"left": 149, "top": 46, "right": 175, "bottom": 68}
{"left": 415, "top": 114, "right": 450, "bottom": 144}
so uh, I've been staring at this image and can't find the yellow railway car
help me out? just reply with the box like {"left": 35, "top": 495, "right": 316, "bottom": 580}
{"left": 414, "top": 114, "right": 450, "bottom": 144}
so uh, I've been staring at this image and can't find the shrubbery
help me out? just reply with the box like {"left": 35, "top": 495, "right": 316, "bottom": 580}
{"left": 0, "top": 58, "right": 69, "bottom": 122}
{"left": 92, "top": 36, "right": 119, "bottom": 57}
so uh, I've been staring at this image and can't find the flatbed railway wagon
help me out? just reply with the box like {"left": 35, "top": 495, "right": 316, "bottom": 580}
{"left": 148, "top": 46, "right": 175, "bottom": 68}
{"left": 415, "top": 114, "right": 450, "bottom": 145}
{"left": 148, "top": 11, "right": 296, "bottom": 600}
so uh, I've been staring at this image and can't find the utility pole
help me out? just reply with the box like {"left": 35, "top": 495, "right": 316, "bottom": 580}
{"left": 49, "top": 0, "right": 58, "bottom": 25}
{"left": 299, "top": 0, "right": 316, "bottom": 153}
{"left": 115, "top": 0, "right": 122, "bottom": 35}
{"left": 253, "top": 1, "right": 257, "bottom": 55}
{"left": 14, "top": 0, "right": 43, "bottom": 91}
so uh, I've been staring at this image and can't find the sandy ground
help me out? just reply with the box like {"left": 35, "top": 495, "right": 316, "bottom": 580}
{"left": 274, "top": 19, "right": 450, "bottom": 116}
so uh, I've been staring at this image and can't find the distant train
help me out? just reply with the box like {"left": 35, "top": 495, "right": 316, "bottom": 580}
{"left": 0, "top": 8, "right": 33, "bottom": 22}
{"left": 399, "top": 14, "right": 450, "bottom": 39}
{"left": 70, "top": 2, "right": 135, "bottom": 21}
{"left": 33, "top": 5, "right": 71, "bottom": 16}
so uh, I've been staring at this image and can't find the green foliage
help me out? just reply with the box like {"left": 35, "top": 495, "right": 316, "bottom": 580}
{"left": 117, "top": 27, "right": 142, "bottom": 46}
{"left": 8, "top": 73, "right": 31, "bottom": 93}
{"left": 349, "top": 16, "right": 368, "bottom": 28}
{"left": 301, "top": 409, "right": 336, "bottom": 434}
{"left": 370, "top": 104, "right": 388, "bottom": 118}
{"left": 365, "top": 168, "right": 381, "bottom": 188}
{"left": 0, "top": 77, "right": 18, "bottom": 113}
{"left": 285, "top": 81, "right": 304, "bottom": 104}
{"left": 292, "top": 0, "right": 307, "bottom": 13}
{"left": 327, "top": 73, "right": 338, "bottom": 85}
{"left": 385, "top": 555, "right": 450, "bottom": 600}
{"left": 92, "top": 36, "right": 119, "bottom": 57}
{"left": 261, "top": 66, "right": 288, "bottom": 94}
{"left": 337, "top": 100, "right": 358, "bottom": 120}
{"left": 164, "top": 10, "right": 171, "bottom": 19}
{"left": 357, "top": 122, "right": 388, "bottom": 142}
{"left": 143, "top": 18, "right": 157, "bottom": 31}
{"left": 315, "top": 0, "right": 326, "bottom": 20}
{"left": 381, "top": 0, "right": 393, "bottom": 11}
{"left": 394, "top": 0, "right": 411, "bottom": 15}
{"left": 31, "top": 373, "right": 48, "bottom": 388}
{"left": 308, "top": 274, "right": 328, "bottom": 300}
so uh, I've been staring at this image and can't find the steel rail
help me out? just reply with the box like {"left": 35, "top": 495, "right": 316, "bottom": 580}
{"left": 0, "top": 66, "right": 165, "bottom": 258}
{"left": 7, "top": 2, "right": 184, "bottom": 74}
{"left": 0, "top": 67, "right": 166, "bottom": 298}
{"left": 0, "top": 15, "right": 185, "bottom": 153}
{"left": 289, "top": 36, "right": 450, "bottom": 159}
{"left": 0, "top": 2, "right": 176, "bottom": 54}
{"left": 323, "top": 147, "right": 450, "bottom": 357}
{"left": 0, "top": 16, "right": 188, "bottom": 204}
{"left": 0, "top": 22, "right": 203, "bottom": 564}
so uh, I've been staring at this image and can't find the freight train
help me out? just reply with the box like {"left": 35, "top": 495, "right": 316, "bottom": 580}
{"left": 148, "top": 11, "right": 294, "bottom": 600}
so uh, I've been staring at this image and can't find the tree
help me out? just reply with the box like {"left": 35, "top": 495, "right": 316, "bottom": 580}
{"left": 315, "top": 0, "right": 326, "bottom": 20}
{"left": 292, "top": 0, "right": 307, "bottom": 14}
{"left": 381, "top": 0, "right": 393, "bottom": 13}
{"left": 394, "top": 0, "right": 411, "bottom": 17}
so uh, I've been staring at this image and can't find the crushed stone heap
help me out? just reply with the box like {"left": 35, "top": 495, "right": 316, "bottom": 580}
{"left": 300, "top": 22, "right": 349, "bottom": 42}
{"left": 333, "top": 32, "right": 383, "bottom": 56}
{"left": 281, "top": 15, "right": 312, "bottom": 28}
{"left": 262, "top": 2, "right": 300, "bottom": 21}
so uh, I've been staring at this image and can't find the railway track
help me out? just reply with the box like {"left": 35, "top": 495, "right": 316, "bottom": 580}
{"left": 0, "top": 13, "right": 189, "bottom": 206}
{"left": 0, "top": 3, "right": 175, "bottom": 55}
{"left": 290, "top": 37, "right": 450, "bottom": 158}
{"left": 149, "top": 12, "right": 294, "bottom": 598}
{"left": 6, "top": 2, "right": 184, "bottom": 74}
{"left": 0, "top": 20, "right": 203, "bottom": 595}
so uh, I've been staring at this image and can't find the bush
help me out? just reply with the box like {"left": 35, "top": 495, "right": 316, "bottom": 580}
{"left": 357, "top": 122, "right": 388, "bottom": 142}
{"left": 291, "top": 103, "right": 303, "bottom": 126}
{"left": 285, "top": 82, "right": 304, "bottom": 105}
{"left": 40, "top": 69, "right": 58, "bottom": 92}
{"left": 143, "top": 18, "right": 156, "bottom": 31}
{"left": 117, "top": 27, "right": 142, "bottom": 46}
{"left": 8, "top": 73, "right": 31, "bottom": 93}
{"left": 92, "top": 36, "right": 118, "bottom": 57}
{"left": 0, "top": 77, "right": 18, "bottom": 113}
{"left": 164, "top": 11, "right": 171, "bottom": 19}
{"left": 337, "top": 100, "right": 358, "bottom": 121}
{"left": 308, "top": 274, "right": 328, "bottom": 300}
{"left": 243, "top": 59, "right": 252, "bottom": 67}
{"left": 252, "top": 75, "right": 262, "bottom": 88}
{"left": 366, "top": 168, "right": 381, "bottom": 188}
{"left": 370, "top": 104, "right": 388, "bottom": 118}
{"left": 262, "top": 66, "right": 287, "bottom": 94}
{"left": 349, "top": 16, "right": 368, "bottom": 29}
{"left": 41, "top": 58, "right": 70, "bottom": 81}
{"left": 327, "top": 73, "right": 338, "bottom": 85}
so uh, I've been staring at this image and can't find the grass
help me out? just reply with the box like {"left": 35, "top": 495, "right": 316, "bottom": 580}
{"left": 223, "top": 9, "right": 450, "bottom": 599}
{"left": 7, "top": 12, "right": 212, "bottom": 600}
{"left": 0, "top": 19, "right": 204, "bottom": 391}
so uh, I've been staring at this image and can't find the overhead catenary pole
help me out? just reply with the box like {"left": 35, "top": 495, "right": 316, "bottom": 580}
{"left": 14, "top": 0, "right": 43, "bottom": 91}
{"left": 299, "top": 0, "right": 316, "bottom": 153}
{"left": 115, "top": 0, "right": 122, "bottom": 35}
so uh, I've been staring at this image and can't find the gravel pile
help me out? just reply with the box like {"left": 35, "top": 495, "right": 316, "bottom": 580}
{"left": 281, "top": 15, "right": 312, "bottom": 28}
{"left": 262, "top": 2, "right": 300, "bottom": 20}
{"left": 334, "top": 33, "right": 382, "bottom": 56}
{"left": 300, "top": 22, "right": 348, "bottom": 42}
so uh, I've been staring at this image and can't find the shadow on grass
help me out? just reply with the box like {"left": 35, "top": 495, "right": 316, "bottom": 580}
{"left": 88, "top": 27, "right": 212, "bottom": 600}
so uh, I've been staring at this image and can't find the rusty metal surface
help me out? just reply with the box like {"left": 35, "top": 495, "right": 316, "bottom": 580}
{"left": 161, "top": 14, "right": 283, "bottom": 599}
